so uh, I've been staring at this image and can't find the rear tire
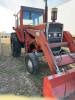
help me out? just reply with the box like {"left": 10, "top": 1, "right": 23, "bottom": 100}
{"left": 10, "top": 32, "right": 21, "bottom": 57}
{"left": 25, "top": 53, "right": 40, "bottom": 74}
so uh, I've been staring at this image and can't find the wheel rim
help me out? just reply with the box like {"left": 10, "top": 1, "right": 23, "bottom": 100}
{"left": 27, "top": 58, "right": 33, "bottom": 71}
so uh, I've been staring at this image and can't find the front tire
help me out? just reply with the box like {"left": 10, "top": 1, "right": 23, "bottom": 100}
{"left": 25, "top": 53, "right": 40, "bottom": 74}
{"left": 10, "top": 33, "right": 21, "bottom": 57}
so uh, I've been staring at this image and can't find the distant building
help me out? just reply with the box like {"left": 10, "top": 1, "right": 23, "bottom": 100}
{"left": 48, "top": 0, "right": 75, "bottom": 37}
{"left": 1, "top": 33, "right": 10, "bottom": 38}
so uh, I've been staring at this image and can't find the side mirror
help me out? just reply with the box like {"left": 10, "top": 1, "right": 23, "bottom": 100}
{"left": 13, "top": 14, "right": 16, "bottom": 16}
{"left": 12, "top": 27, "right": 15, "bottom": 30}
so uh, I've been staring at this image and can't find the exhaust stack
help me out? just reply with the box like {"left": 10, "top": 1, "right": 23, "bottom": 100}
{"left": 43, "top": 0, "right": 48, "bottom": 23}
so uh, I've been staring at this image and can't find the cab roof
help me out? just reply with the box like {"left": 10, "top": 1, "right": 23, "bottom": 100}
{"left": 21, "top": 6, "right": 44, "bottom": 13}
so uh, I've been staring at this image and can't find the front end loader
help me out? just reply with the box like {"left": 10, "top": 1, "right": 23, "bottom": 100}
{"left": 10, "top": 0, "right": 75, "bottom": 99}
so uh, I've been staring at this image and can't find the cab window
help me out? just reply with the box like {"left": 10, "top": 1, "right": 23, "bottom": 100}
{"left": 23, "top": 11, "right": 43, "bottom": 25}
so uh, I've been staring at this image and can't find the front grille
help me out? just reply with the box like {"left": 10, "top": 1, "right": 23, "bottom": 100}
{"left": 47, "top": 23, "right": 63, "bottom": 52}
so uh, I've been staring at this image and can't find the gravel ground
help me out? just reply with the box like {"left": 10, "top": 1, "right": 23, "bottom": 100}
{"left": 0, "top": 38, "right": 75, "bottom": 98}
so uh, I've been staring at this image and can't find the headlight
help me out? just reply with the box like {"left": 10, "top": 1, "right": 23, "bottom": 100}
{"left": 59, "top": 34, "right": 62, "bottom": 37}
{"left": 48, "top": 34, "right": 51, "bottom": 38}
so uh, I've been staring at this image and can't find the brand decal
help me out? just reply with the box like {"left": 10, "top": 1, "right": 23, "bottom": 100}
{"left": 53, "top": 33, "right": 57, "bottom": 37}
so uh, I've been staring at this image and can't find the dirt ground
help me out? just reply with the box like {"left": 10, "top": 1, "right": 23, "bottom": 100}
{"left": 0, "top": 38, "right": 75, "bottom": 97}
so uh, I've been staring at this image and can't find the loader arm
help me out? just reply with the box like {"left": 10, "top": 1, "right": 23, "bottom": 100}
{"left": 63, "top": 31, "right": 75, "bottom": 52}
{"left": 26, "top": 29, "right": 56, "bottom": 74}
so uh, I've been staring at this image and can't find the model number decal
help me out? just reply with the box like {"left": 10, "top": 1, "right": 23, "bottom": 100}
{"left": 36, "top": 32, "right": 40, "bottom": 36}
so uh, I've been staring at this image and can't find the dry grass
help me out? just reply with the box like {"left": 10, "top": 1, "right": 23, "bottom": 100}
{"left": 1, "top": 38, "right": 10, "bottom": 44}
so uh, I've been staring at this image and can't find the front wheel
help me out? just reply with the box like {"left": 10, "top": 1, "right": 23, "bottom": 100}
{"left": 25, "top": 53, "right": 40, "bottom": 74}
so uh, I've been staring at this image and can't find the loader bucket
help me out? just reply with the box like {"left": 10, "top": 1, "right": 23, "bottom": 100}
{"left": 43, "top": 69, "right": 75, "bottom": 100}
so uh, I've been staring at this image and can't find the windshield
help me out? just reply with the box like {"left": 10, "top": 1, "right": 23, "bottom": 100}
{"left": 23, "top": 11, "right": 43, "bottom": 25}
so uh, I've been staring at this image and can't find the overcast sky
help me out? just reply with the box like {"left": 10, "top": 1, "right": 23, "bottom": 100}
{"left": 0, "top": 0, "right": 68, "bottom": 33}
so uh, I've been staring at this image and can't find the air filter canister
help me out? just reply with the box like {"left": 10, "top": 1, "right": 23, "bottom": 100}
{"left": 51, "top": 8, "right": 58, "bottom": 22}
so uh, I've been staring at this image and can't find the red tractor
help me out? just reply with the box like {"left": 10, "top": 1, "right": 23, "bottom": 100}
{"left": 10, "top": 0, "right": 75, "bottom": 99}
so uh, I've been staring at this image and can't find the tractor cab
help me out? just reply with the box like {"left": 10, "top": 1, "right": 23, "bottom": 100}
{"left": 14, "top": 6, "right": 44, "bottom": 42}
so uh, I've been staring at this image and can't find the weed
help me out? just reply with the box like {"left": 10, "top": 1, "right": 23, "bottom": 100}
{"left": 1, "top": 69, "right": 10, "bottom": 73}
{"left": 32, "top": 78, "right": 37, "bottom": 82}
{"left": 40, "top": 67, "right": 44, "bottom": 72}
{"left": 35, "top": 74, "right": 41, "bottom": 78}
{"left": 18, "top": 66, "right": 25, "bottom": 71}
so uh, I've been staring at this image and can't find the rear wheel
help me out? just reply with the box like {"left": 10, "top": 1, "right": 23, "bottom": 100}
{"left": 25, "top": 53, "right": 40, "bottom": 74}
{"left": 10, "top": 33, "right": 21, "bottom": 57}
